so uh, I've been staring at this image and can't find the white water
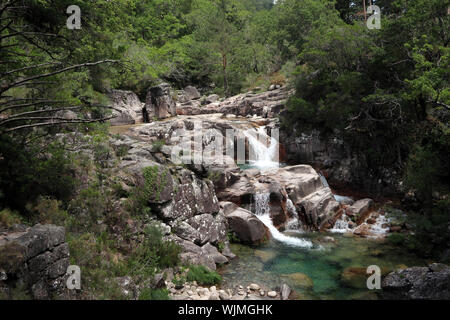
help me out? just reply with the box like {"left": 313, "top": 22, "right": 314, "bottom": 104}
{"left": 329, "top": 214, "right": 353, "bottom": 234}
{"left": 254, "top": 193, "right": 313, "bottom": 248}
{"left": 285, "top": 198, "right": 303, "bottom": 231}
{"left": 243, "top": 126, "right": 279, "bottom": 169}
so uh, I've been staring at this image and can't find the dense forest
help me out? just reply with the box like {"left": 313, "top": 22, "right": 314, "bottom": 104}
{"left": 0, "top": 0, "right": 449, "bottom": 300}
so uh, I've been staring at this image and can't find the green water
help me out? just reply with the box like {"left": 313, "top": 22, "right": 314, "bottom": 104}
{"left": 219, "top": 232, "right": 428, "bottom": 300}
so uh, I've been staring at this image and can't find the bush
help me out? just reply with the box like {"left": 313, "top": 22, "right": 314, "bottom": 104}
{"left": 186, "top": 265, "right": 222, "bottom": 285}
{"left": 138, "top": 288, "right": 170, "bottom": 300}
{"left": 25, "top": 197, "right": 69, "bottom": 225}
{"left": 126, "top": 166, "right": 169, "bottom": 215}
{"left": 0, "top": 209, "right": 22, "bottom": 228}
{"left": 0, "top": 135, "right": 76, "bottom": 213}
{"left": 151, "top": 140, "right": 165, "bottom": 153}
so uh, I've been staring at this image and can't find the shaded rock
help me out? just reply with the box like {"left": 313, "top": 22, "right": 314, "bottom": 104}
{"left": 382, "top": 264, "right": 450, "bottom": 300}
{"left": 153, "top": 273, "right": 165, "bottom": 289}
{"left": 0, "top": 224, "right": 70, "bottom": 300}
{"left": 145, "top": 83, "right": 176, "bottom": 120}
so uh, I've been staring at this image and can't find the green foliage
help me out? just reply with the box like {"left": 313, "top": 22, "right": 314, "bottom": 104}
{"left": 138, "top": 288, "right": 170, "bottom": 300}
{"left": 186, "top": 265, "right": 222, "bottom": 285}
{"left": 151, "top": 140, "right": 166, "bottom": 153}
{"left": 126, "top": 165, "right": 169, "bottom": 215}
{"left": 25, "top": 197, "right": 69, "bottom": 226}
{"left": 173, "top": 274, "right": 187, "bottom": 288}
{"left": 0, "top": 209, "right": 22, "bottom": 228}
{"left": 0, "top": 135, "right": 77, "bottom": 213}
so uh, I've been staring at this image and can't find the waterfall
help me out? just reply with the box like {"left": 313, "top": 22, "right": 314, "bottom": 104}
{"left": 243, "top": 126, "right": 279, "bottom": 169}
{"left": 285, "top": 198, "right": 303, "bottom": 231}
{"left": 254, "top": 193, "right": 313, "bottom": 248}
{"left": 329, "top": 214, "right": 352, "bottom": 233}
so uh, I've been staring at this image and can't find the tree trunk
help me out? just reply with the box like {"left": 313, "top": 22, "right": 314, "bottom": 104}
{"left": 222, "top": 53, "right": 228, "bottom": 95}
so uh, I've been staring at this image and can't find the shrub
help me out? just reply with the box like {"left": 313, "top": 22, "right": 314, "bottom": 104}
{"left": 127, "top": 166, "right": 169, "bottom": 215}
{"left": 0, "top": 135, "right": 76, "bottom": 213}
{"left": 138, "top": 288, "right": 170, "bottom": 300}
{"left": 186, "top": 265, "right": 222, "bottom": 285}
{"left": 151, "top": 140, "right": 165, "bottom": 153}
{"left": 0, "top": 209, "right": 22, "bottom": 228}
{"left": 25, "top": 197, "right": 69, "bottom": 225}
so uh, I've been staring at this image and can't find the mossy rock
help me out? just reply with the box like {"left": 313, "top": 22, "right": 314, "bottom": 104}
{"left": 281, "top": 272, "right": 314, "bottom": 289}
{"left": 340, "top": 266, "right": 391, "bottom": 289}
{"left": 254, "top": 250, "right": 277, "bottom": 263}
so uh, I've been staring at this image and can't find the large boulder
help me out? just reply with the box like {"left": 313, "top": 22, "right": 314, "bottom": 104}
{"left": 0, "top": 224, "right": 70, "bottom": 300}
{"left": 381, "top": 263, "right": 450, "bottom": 300}
{"left": 159, "top": 171, "right": 220, "bottom": 221}
{"left": 183, "top": 86, "right": 201, "bottom": 100}
{"left": 217, "top": 165, "right": 339, "bottom": 231}
{"left": 145, "top": 83, "right": 176, "bottom": 120}
{"left": 109, "top": 90, "right": 145, "bottom": 125}
{"left": 346, "top": 198, "right": 374, "bottom": 223}
{"left": 172, "top": 236, "right": 226, "bottom": 271}
{"left": 220, "top": 202, "right": 268, "bottom": 244}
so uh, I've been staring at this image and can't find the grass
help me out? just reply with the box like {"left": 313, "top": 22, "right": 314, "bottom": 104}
{"left": 186, "top": 265, "right": 222, "bottom": 286}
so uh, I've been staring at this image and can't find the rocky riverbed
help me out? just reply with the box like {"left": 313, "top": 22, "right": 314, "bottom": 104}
{"left": 1, "top": 83, "right": 446, "bottom": 300}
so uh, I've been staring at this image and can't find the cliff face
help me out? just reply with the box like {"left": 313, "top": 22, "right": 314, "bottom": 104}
{"left": 279, "top": 128, "right": 403, "bottom": 198}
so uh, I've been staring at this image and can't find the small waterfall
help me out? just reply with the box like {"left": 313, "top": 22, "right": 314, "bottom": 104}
{"left": 254, "top": 193, "right": 313, "bottom": 248}
{"left": 285, "top": 198, "right": 303, "bottom": 231}
{"left": 329, "top": 214, "right": 352, "bottom": 233}
{"left": 243, "top": 126, "right": 279, "bottom": 169}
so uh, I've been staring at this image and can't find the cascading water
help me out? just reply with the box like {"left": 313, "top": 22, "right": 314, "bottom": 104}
{"left": 285, "top": 198, "right": 303, "bottom": 231}
{"left": 319, "top": 173, "right": 391, "bottom": 237}
{"left": 254, "top": 193, "right": 313, "bottom": 248}
{"left": 243, "top": 126, "right": 279, "bottom": 169}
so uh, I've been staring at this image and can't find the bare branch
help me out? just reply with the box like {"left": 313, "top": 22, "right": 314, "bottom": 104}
{"left": 1, "top": 59, "right": 120, "bottom": 93}
{"left": 0, "top": 62, "right": 62, "bottom": 77}
{"left": 2, "top": 115, "right": 118, "bottom": 133}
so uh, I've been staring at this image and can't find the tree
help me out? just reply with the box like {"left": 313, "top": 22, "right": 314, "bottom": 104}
{"left": 0, "top": 0, "right": 123, "bottom": 135}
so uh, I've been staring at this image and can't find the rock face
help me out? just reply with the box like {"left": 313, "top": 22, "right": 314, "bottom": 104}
{"left": 109, "top": 89, "right": 145, "bottom": 125}
{"left": 145, "top": 83, "right": 176, "bottom": 120}
{"left": 116, "top": 137, "right": 230, "bottom": 271}
{"left": 0, "top": 224, "right": 70, "bottom": 299}
{"left": 381, "top": 264, "right": 450, "bottom": 300}
{"left": 220, "top": 202, "right": 268, "bottom": 244}
{"left": 176, "top": 86, "right": 292, "bottom": 118}
{"left": 279, "top": 129, "right": 401, "bottom": 197}
{"left": 217, "top": 165, "right": 340, "bottom": 231}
